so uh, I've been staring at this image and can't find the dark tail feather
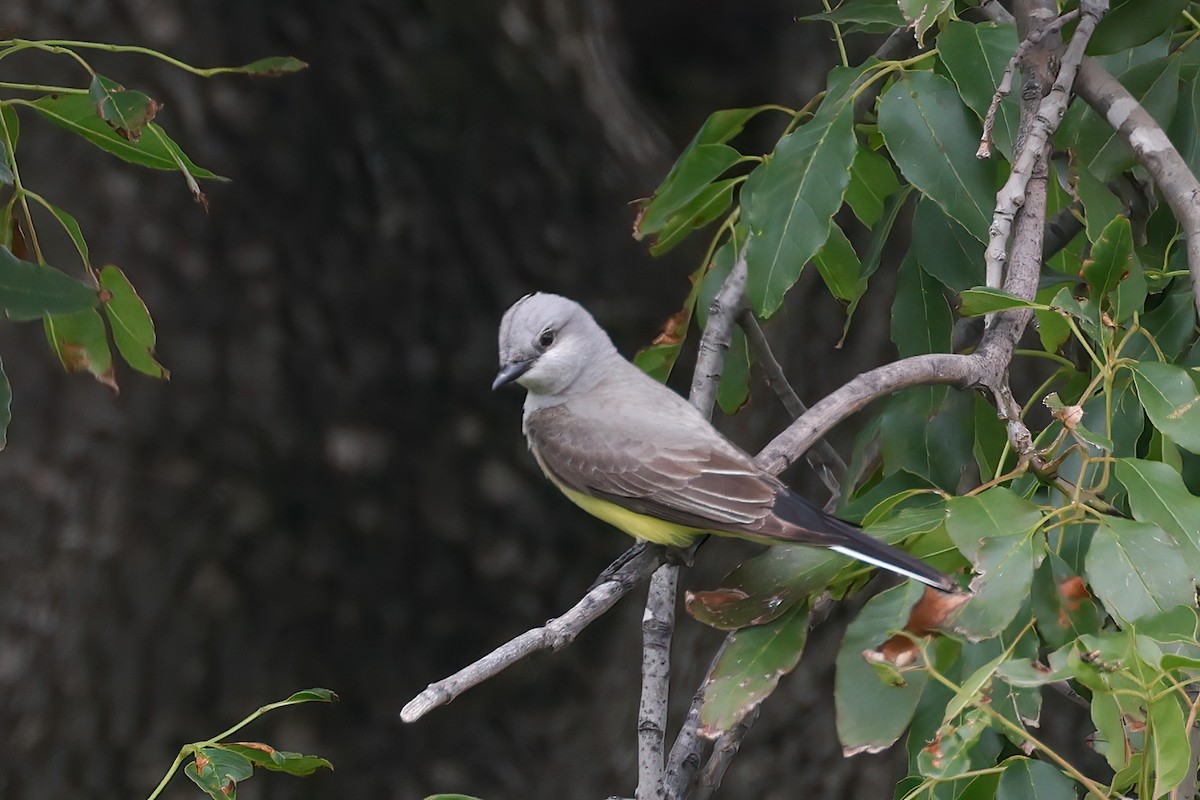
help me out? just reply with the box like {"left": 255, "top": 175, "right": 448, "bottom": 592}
{"left": 772, "top": 489, "right": 955, "bottom": 592}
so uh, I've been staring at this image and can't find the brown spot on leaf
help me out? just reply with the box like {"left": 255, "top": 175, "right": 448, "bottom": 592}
{"left": 1058, "top": 575, "right": 1090, "bottom": 610}
{"left": 649, "top": 308, "right": 690, "bottom": 347}
{"left": 195, "top": 753, "right": 210, "bottom": 772}
{"left": 867, "top": 587, "right": 970, "bottom": 666}
{"left": 631, "top": 200, "right": 650, "bottom": 240}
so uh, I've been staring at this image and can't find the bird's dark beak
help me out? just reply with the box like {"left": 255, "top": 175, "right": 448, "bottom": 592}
{"left": 492, "top": 359, "right": 533, "bottom": 390}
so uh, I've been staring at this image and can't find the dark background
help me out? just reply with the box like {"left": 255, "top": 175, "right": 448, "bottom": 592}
{"left": 0, "top": 2, "right": 953, "bottom": 798}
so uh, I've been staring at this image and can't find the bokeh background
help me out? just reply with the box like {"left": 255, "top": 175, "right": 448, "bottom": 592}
{"left": 0, "top": 3, "right": 1005, "bottom": 798}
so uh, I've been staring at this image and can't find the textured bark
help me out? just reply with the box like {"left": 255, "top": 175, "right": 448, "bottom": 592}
{"left": 0, "top": 2, "right": 944, "bottom": 798}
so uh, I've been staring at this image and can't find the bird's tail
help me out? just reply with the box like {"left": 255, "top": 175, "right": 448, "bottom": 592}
{"left": 772, "top": 490, "right": 956, "bottom": 592}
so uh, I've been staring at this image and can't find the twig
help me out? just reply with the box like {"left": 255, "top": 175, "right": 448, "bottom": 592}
{"left": 664, "top": 689, "right": 706, "bottom": 799}
{"left": 692, "top": 707, "right": 760, "bottom": 800}
{"left": 978, "top": 7, "right": 1081, "bottom": 159}
{"left": 982, "top": 0, "right": 1105, "bottom": 292}
{"left": 1074, "top": 57, "right": 1200, "bottom": 318}
{"left": 637, "top": 564, "right": 677, "bottom": 800}
{"left": 400, "top": 544, "right": 665, "bottom": 722}
{"left": 738, "top": 309, "right": 847, "bottom": 499}
{"left": 690, "top": 248, "right": 749, "bottom": 412}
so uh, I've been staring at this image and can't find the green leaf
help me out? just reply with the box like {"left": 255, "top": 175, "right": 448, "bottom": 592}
{"left": 835, "top": 582, "right": 929, "bottom": 754}
{"left": 220, "top": 743, "right": 333, "bottom": 776}
{"left": 898, "top": 0, "right": 952, "bottom": 47}
{"left": 234, "top": 56, "right": 309, "bottom": 76}
{"left": 1138, "top": 280, "right": 1197, "bottom": 361}
{"left": 798, "top": 0, "right": 905, "bottom": 29}
{"left": 717, "top": 327, "right": 750, "bottom": 415}
{"left": 1086, "top": 517, "right": 1196, "bottom": 622}
{"left": 917, "top": 708, "right": 989, "bottom": 779}
{"left": 911, "top": 196, "right": 984, "bottom": 292}
{"left": 186, "top": 747, "right": 255, "bottom": 800}
{"left": 637, "top": 144, "right": 741, "bottom": 236}
{"left": 99, "top": 265, "right": 168, "bottom": 379}
{"left": 812, "top": 223, "right": 865, "bottom": 304}
{"left": 1073, "top": 164, "right": 1124, "bottom": 244}
{"left": 958, "top": 287, "right": 1042, "bottom": 316}
{"left": 945, "top": 489, "right": 1044, "bottom": 639}
{"left": 1150, "top": 692, "right": 1190, "bottom": 797}
{"left": 26, "top": 94, "right": 224, "bottom": 179}
{"left": 282, "top": 688, "right": 337, "bottom": 704}
{"left": 88, "top": 74, "right": 160, "bottom": 142}
{"left": 938, "top": 20, "right": 1020, "bottom": 159}
{"left": 878, "top": 71, "right": 994, "bottom": 241}
{"left": 698, "top": 601, "right": 810, "bottom": 737}
{"left": 0, "top": 245, "right": 98, "bottom": 320}
{"left": 1082, "top": 215, "right": 1135, "bottom": 301}
{"left": 1030, "top": 554, "right": 1102, "bottom": 650}
{"left": 44, "top": 309, "right": 117, "bottom": 391}
{"left": 1131, "top": 361, "right": 1200, "bottom": 454}
{"left": 39, "top": 199, "right": 89, "bottom": 268}
{"left": 0, "top": 139, "right": 13, "bottom": 187}
{"left": 1033, "top": 285, "right": 1072, "bottom": 353}
{"left": 743, "top": 98, "right": 856, "bottom": 317}
{"left": 996, "top": 757, "right": 1076, "bottom": 800}
{"left": 879, "top": 387, "right": 974, "bottom": 492}
{"left": 1061, "top": 55, "right": 1181, "bottom": 180}
{"left": 1115, "top": 458, "right": 1200, "bottom": 571}
{"left": 0, "top": 358, "right": 11, "bottom": 449}
{"left": 844, "top": 145, "right": 899, "bottom": 227}
{"left": 1087, "top": 0, "right": 1189, "bottom": 56}
{"left": 648, "top": 178, "right": 737, "bottom": 256}
{"left": 891, "top": 252, "right": 952, "bottom": 356}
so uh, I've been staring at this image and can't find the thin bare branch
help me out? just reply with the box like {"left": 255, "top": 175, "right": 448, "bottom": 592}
{"left": 1074, "top": 57, "right": 1200, "bottom": 318}
{"left": 692, "top": 707, "right": 760, "bottom": 800}
{"left": 738, "top": 309, "right": 846, "bottom": 499}
{"left": 637, "top": 564, "right": 677, "bottom": 800}
{"left": 689, "top": 248, "right": 749, "bottom": 413}
{"left": 400, "top": 544, "right": 665, "bottom": 722}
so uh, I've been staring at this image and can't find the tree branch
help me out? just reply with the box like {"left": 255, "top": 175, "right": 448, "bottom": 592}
{"left": 1074, "top": 57, "right": 1200, "bottom": 318}
{"left": 399, "top": 544, "right": 666, "bottom": 722}
{"left": 638, "top": 564, "right": 677, "bottom": 800}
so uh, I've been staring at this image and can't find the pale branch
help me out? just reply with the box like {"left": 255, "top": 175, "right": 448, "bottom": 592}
{"left": 754, "top": 353, "right": 977, "bottom": 476}
{"left": 982, "top": 0, "right": 1105, "bottom": 292}
{"left": 400, "top": 544, "right": 665, "bottom": 722}
{"left": 689, "top": 248, "right": 749, "bottom": 413}
{"left": 1074, "top": 58, "right": 1200, "bottom": 317}
{"left": 737, "top": 309, "right": 847, "bottom": 499}
{"left": 637, "top": 564, "right": 677, "bottom": 800}
{"left": 691, "top": 707, "right": 760, "bottom": 800}
{"left": 979, "top": 7, "right": 1081, "bottom": 159}
{"left": 663, "top": 689, "right": 706, "bottom": 799}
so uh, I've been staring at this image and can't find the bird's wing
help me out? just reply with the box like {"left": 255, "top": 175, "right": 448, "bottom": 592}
{"left": 524, "top": 404, "right": 779, "bottom": 531}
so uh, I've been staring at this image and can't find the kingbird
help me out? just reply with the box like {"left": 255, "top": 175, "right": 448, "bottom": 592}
{"left": 493, "top": 293, "right": 955, "bottom": 592}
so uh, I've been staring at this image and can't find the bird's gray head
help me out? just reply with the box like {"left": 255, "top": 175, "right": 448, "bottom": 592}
{"left": 493, "top": 293, "right": 618, "bottom": 396}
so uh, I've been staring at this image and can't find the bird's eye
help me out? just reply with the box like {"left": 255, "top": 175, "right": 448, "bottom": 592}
{"left": 538, "top": 328, "right": 556, "bottom": 348}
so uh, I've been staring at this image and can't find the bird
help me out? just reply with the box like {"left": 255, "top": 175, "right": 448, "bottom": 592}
{"left": 492, "top": 292, "right": 955, "bottom": 592}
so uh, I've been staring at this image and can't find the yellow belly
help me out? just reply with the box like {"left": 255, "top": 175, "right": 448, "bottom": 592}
{"left": 558, "top": 486, "right": 702, "bottom": 548}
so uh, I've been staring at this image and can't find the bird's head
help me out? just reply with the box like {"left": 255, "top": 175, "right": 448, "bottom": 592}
{"left": 493, "top": 292, "right": 616, "bottom": 396}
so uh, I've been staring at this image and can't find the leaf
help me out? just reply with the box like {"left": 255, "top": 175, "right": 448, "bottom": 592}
{"left": 0, "top": 245, "right": 97, "bottom": 320}
{"left": 1115, "top": 459, "right": 1200, "bottom": 570}
{"left": 43, "top": 309, "right": 117, "bottom": 392}
{"left": 1030, "top": 554, "right": 1102, "bottom": 650}
{"left": 1131, "top": 361, "right": 1200, "bottom": 454}
{"left": 0, "top": 358, "right": 11, "bottom": 449}
{"left": 637, "top": 144, "right": 742, "bottom": 236}
{"left": 282, "top": 688, "right": 337, "bottom": 704}
{"left": 1073, "top": 163, "right": 1125, "bottom": 244}
{"left": 0, "top": 139, "right": 13, "bottom": 187}
{"left": 1082, "top": 215, "right": 1135, "bottom": 302}
{"left": 917, "top": 708, "right": 989, "bottom": 779}
{"left": 911, "top": 196, "right": 984, "bottom": 292}
{"left": 836, "top": 582, "right": 929, "bottom": 754}
{"left": 717, "top": 327, "right": 750, "bottom": 415}
{"left": 958, "top": 287, "right": 1042, "bottom": 316}
{"left": 798, "top": 0, "right": 905, "bottom": 29}
{"left": 221, "top": 743, "right": 333, "bottom": 776}
{"left": 1150, "top": 692, "right": 1190, "bottom": 798}
{"left": 234, "top": 56, "right": 309, "bottom": 76}
{"left": 88, "top": 74, "right": 161, "bottom": 142}
{"left": 1086, "top": 517, "right": 1196, "bottom": 622}
{"left": 878, "top": 71, "right": 994, "bottom": 241}
{"left": 99, "top": 265, "right": 168, "bottom": 379}
{"left": 743, "top": 98, "right": 856, "bottom": 317}
{"left": 898, "top": 0, "right": 952, "bottom": 47}
{"left": 938, "top": 20, "right": 1020, "bottom": 159}
{"left": 945, "top": 489, "right": 1044, "bottom": 639}
{"left": 996, "top": 757, "right": 1076, "bottom": 800}
{"left": 186, "top": 747, "right": 254, "bottom": 800}
{"left": 891, "top": 252, "right": 952, "bottom": 357}
{"left": 698, "top": 601, "right": 810, "bottom": 737}
{"left": 39, "top": 198, "right": 89, "bottom": 268}
{"left": 811, "top": 223, "right": 865, "bottom": 304}
{"left": 26, "top": 93, "right": 224, "bottom": 179}
{"left": 648, "top": 179, "right": 737, "bottom": 256}
{"left": 1086, "top": 0, "right": 1189, "bottom": 56}
{"left": 879, "top": 387, "right": 974, "bottom": 492}
{"left": 844, "top": 145, "right": 899, "bottom": 227}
